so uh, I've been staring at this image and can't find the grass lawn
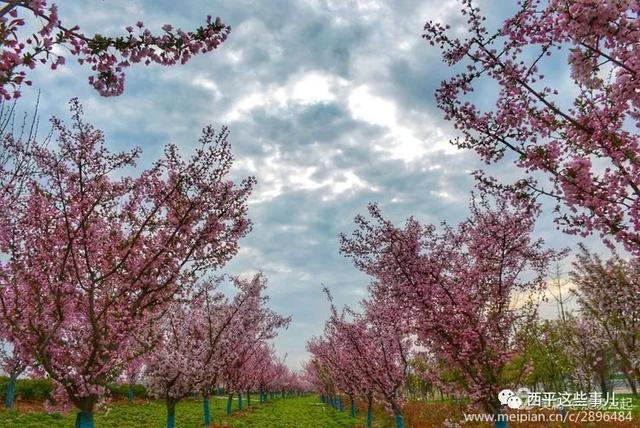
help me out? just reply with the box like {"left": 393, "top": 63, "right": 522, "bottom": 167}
{"left": 1, "top": 394, "right": 638, "bottom": 427}
{"left": 0, "top": 395, "right": 366, "bottom": 428}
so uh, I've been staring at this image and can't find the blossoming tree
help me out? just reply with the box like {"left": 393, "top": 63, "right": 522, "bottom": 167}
{"left": 562, "top": 315, "right": 615, "bottom": 395}
{"left": 570, "top": 245, "right": 640, "bottom": 395}
{"left": 121, "top": 358, "right": 143, "bottom": 403}
{"left": 0, "top": 340, "right": 27, "bottom": 409}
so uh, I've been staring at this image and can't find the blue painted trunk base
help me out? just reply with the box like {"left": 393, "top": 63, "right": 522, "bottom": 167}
{"left": 226, "top": 395, "right": 233, "bottom": 415}
{"left": 75, "top": 411, "right": 95, "bottom": 428}
{"left": 4, "top": 376, "right": 16, "bottom": 409}
{"left": 495, "top": 419, "right": 508, "bottom": 428}
{"left": 203, "top": 396, "right": 211, "bottom": 426}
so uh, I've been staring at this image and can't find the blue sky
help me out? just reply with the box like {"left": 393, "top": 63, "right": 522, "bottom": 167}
{"left": 22, "top": 0, "right": 605, "bottom": 369}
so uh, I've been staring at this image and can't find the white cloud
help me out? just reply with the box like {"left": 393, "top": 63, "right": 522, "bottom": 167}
{"left": 430, "top": 190, "right": 454, "bottom": 200}
{"left": 291, "top": 72, "right": 339, "bottom": 105}
{"left": 224, "top": 71, "right": 346, "bottom": 121}
{"left": 347, "top": 87, "right": 420, "bottom": 161}
{"left": 348, "top": 85, "right": 396, "bottom": 128}
{"left": 191, "top": 77, "right": 223, "bottom": 100}
{"left": 240, "top": 147, "right": 374, "bottom": 204}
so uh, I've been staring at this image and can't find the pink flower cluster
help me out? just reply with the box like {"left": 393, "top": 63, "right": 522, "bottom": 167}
{"left": 424, "top": 0, "right": 640, "bottom": 255}
{"left": 0, "top": 1, "right": 230, "bottom": 98}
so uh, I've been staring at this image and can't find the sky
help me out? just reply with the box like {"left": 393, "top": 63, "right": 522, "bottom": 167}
{"left": 20, "top": 0, "right": 606, "bottom": 369}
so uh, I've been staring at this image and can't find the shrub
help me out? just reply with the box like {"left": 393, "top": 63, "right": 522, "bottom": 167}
{"left": 0, "top": 376, "right": 53, "bottom": 401}
{"left": 107, "top": 383, "right": 148, "bottom": 400}
{"left": 0, "top": 376, "right": 148, "bottom": 402}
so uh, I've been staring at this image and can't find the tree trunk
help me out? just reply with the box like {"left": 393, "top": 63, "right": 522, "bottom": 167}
{"left": 495, "top": 409, "right": 507, "bottom": 428}
{"left": 238, "top": 392, "right": 243, "bottom": 410}
{"left": 166, "top": 400, "right": 176, "bottom": 428}
{"left": 4, "top": 374, "right": 17, "bottom": 409}
{"left": 350, "top": 396, "right": 356, "bottom": 417}
{"left": 559, "top": 405, "right": 568, "bottom": 428}
{"left": 75, "top": 397, "right": 96, "bottom": 428}
{"left": 203, "top": 395, "right": 211, "bottom": 427}
{"left": 226, "top": 393, "right": 233, "bottom": 415}
{"left": 391, "top": 402, "right": 404, "bottom": 428}
{"left": 127, "top": 383, "right": 134, "bottom": 403}
{"left": 366, "top": 396, "right": 373, "bottom": 428}
{"left": 599, "top": 373, "right": 608, "bottom": 395}
{"left": 624, "top": 373, "right": 638, "bottom": 396}
{"left": 247, "top": 391, "right": 251, "bottom": 406}
{"left": 75, "top": 411, "right": 95, "bottom": 428}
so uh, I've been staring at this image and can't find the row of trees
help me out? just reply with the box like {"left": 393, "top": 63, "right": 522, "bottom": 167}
{"left": 306, "top": 285, "right": 411, "bottom": 427}
{"left": 308, "top": 0, "right": 640, "bottom": 426}
{"left": 0, "top": 3, "right": 310, "bottom": 427}
{"left": 307, "top": 195, "right": 640, "bottom": 427}
{"left": 0, "top": 97, "right": 246, "bottom": 426}
{"left": 306, "top": 194, "right": 555, "bottom": 427}
{"left": 143, "top": 274, "right": 296, "bottom": 428}
{"left": 0, "top": 98, "right": 307, "bottom": 427}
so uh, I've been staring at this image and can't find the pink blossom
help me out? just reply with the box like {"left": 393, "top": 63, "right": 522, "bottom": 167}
{"left": 424, "top": 0, "right": 640, "bottom": 255}
{"left": 0, "top": 2, "right": 230, "bottom": 99}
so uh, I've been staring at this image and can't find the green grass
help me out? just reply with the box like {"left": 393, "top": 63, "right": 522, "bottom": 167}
{"left": 0, "top": 395, "right": 365, "bottom": 427}
{"left": 2, "top": 394, "right": 637, "bottom": 427}
{"left": 223, "top": 395, "right": 363, "bottom": 428}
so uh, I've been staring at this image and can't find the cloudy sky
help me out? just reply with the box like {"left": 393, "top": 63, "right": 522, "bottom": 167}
{"left": 22, "top": 0, "right": 604, "bottom": 369}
